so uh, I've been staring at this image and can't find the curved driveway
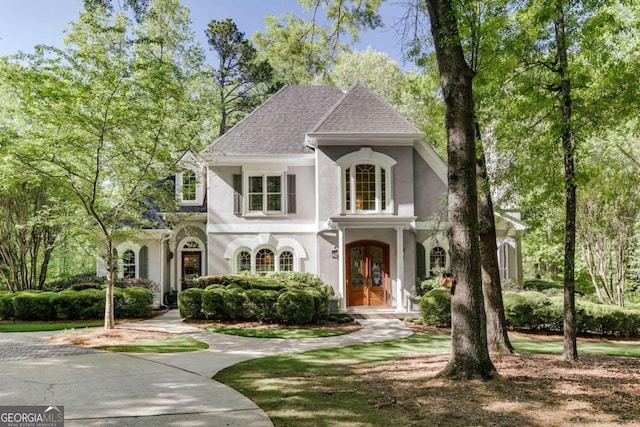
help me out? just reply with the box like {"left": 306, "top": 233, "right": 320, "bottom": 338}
{"left": 0, "top": 311, "right": 412, "bottom": 426}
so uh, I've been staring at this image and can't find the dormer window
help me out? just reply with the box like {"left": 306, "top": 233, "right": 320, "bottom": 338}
{"left": 338, "top": 148, "right": 396, "bottom": 214}
{"left": 182, "top": 170, "right": 197, "bottom": 201}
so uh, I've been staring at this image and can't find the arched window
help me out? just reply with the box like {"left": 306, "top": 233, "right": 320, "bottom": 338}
{"left": 345, "top": 164, "right": 389, "bottom": 212}
{"left": 338, "top": 148, "right": 396, "bottom": 214}
{"left": 279, "top": 251, "right": 294, "bottom": 272}
{"left": 122, "top": 250, "right": 136, "bottom": 279}
{"left": 256, "top": 248, "right": 275, "bottom": 273}
{"left": 237, "top": 250, "right": 251, "bottom": 273}
{"left": 430, "top": 246, "right": 446, "bottom": 276}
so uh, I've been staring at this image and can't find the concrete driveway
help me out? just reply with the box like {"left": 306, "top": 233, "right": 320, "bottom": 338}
{"left": 0, "top": 311, "right": 412, "bottom": 426}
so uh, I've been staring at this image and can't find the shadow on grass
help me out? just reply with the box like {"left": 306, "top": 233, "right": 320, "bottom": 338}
{"left": 97, "top": 336, "right": 208, "bottom": 353}
{"left": 216, "top": 332, "right": 640, "bottom": 426}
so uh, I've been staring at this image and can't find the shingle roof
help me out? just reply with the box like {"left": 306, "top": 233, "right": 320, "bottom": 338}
{"left": 200, "top": 82, "right": 422, "bottom": 158}
{"left": 310, "top": 82, "right": 421, "bottom": 135}
{"left": 201, "top": 85, "right": 344, "bottom": 156}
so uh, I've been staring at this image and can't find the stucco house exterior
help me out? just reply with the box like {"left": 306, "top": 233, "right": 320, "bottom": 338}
{"left": 98, "top": 82, "right": 525, "bottom": 311}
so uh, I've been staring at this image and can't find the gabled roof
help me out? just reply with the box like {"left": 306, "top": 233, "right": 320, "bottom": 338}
{"left": 201, "top": 85, "right": 343, "bottom": 157}
{"left": 309, "top": 82, "right": 422, "bottom": 136}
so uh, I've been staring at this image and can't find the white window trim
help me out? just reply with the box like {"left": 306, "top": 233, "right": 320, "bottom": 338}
{"left": 243, "top": 172, "right": 286, "bottom": 215}
{"left": 116, "top": 242, "right": 141, "bottom": 279}
{"left": 177, "top": 237, "right": 205, "bottom": 285}
{"left": 176, "top": 168, "right": 205, "bottom": 207}
{"left": 337, "top": 148, "right": 396, "bottom": 215}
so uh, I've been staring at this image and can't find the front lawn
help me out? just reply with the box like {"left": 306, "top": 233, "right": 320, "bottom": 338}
{"left": 96, "top": 335, "right": 209, "bottom": 353}
{"left": 0, "top": 321, "right": 103, "bottom": 332}
{"left": 215, "top": 332, "right": 640, "bottom": 426}
{"left": 202, "top": 324, "right": 356, "bottom": 339}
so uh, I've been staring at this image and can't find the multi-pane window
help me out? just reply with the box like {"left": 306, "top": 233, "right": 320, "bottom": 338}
{"left": 247, "top": 175, "right": 283, "bottom": 213}
{"left": 182, "top": 170, "right": 197, "bottom": 201}
{"left": 237, "top": 248, "right": 296, "bottom": 273}
{"left": 430, "top": 246, "right": 446, "bottom": 276}
{"left": 237, "top": 251, "right": 251, "bottom": 272}
{"left": 344, "top": 164, "right": 389, "bottom": 213}
{"left": 122, "top": 250, "right": 136, "bottom": 279}
{"left": 255, "top": 248, "right": 275, "bottom": 272}
{"left": 279, "top": 251, "right": 294, "bottom": 272}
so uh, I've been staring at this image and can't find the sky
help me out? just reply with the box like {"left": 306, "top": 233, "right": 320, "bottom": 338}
{"left": 0, "top": 0, "right": 414, "bottom": 67}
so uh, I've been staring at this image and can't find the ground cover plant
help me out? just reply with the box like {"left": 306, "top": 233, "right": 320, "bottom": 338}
{"left": 215, "top": 330, "right": 640, "bottom": 427}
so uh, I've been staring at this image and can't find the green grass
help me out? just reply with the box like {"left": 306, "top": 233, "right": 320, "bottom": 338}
{"left": 215, "top": 332, "right": 640, "bottom": 427}
{"left": 202, "top": 325, "right": 352, "bottom": 339}
{"left": 0, "top": 321, "right": 103, "bottom": 332}
{"left": 96, "top": 336, "right": 209, "bottom": 353}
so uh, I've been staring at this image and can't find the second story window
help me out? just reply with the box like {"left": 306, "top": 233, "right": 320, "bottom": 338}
{"left": 344, "top": 163, "right": 390, "bottom": 213}
{"left": 247, "top": 174, "right": 283, "bottom": 214}
{"left": 182, "top": 170, "right": 197, "bottom": 201}
{"left": 338, "top": 148, "right": 396, "bottom": 215}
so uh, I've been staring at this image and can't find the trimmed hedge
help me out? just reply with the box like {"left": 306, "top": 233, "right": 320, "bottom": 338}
{"left": 503, "top": 291, "right": 640, "bottom": 337}
{"left": 420, "top": 287, "right": 451, "bottom": 327}
{"left": 277, "top": 290, "right": 315, "bottom": 324}
{"left": 0, "top": 287, "right": 153, "bottom": 321}
{"left": 183, "top": 273, "right": 334, "bottom": 324}
{"left": 246, "top": 289, "right": 280, "bottom": 323}
{"left": 178, "top": 288, "right": 205, "bottom": 320}
{"left": 0, "top": 292, "right": 15, "bottom": 319}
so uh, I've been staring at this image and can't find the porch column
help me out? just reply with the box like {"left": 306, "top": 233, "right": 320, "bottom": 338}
{"left": 338, "top": 227, "right": 346, "bottom": 310}
{"left": 395, "top": 226, "right": 404, "bottom": 312}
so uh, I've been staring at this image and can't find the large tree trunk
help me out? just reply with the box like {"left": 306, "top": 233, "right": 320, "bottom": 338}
{"left": 555, "top": 0, "right": 578, "bottom": 361}
{"left": 476, "top": 141, "right": 514, "bottom": 353}
{"left": 425, "top": 0, "right": 496, "bottom": 380}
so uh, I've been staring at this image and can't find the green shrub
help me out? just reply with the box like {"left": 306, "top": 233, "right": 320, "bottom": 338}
{"left": 120, "top": 287, "right": 153, "bottom": 318}
{"left": 307, "top": 289, "right": 330, "bottom": 322}
{"left": 523, "top": 279, "right": 561, "bottom": 292}
{"left": 415, "top": 277, "right": 439, "bottom": 297}
{"left": 222, "top": 286, "right": 247, "bottom": 319}
{"left": 178, "top": 288, "right": 205, "bottom": 320}
{"left": 115, "top": 278, "right": 160, "bottom": 300}
{"left": 13, "top": 292, "right": 56, "bottom": 321}
{"left": 245, "top": 289, "right": 281, "bottom": 323}
{"left": 45, "top": 273, "right": 104, "bottom": 291}
{"left": 201, "top": 287, "right": 227, "bottom": 320}
{"left": 502, "top": 292, "right": 531, "bottom": 328}
{"left": 69, "top": 283, "right": 103, "bottom": 291}
{"left": 276, "top": 290, "right": 315, "bottom": 324}
{"left": 419, "top": 288, "right": 451, "bottom": 327}
{"left": 0, "top": 293, "right": 15, "bottom": 319}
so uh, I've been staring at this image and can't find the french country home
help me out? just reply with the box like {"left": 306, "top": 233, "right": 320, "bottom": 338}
{"left": 98, "top": 82, "right": 525, "bottom": 311}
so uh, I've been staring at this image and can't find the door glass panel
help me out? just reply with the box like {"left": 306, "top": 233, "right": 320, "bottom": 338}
{"left": 370, "top": 246, "right": 384, "bottom": 287}
{"left": 350, "top": 246, "right": 365, "bottom": 288}
{"left": 183, "top": 253, "right": 200, "bottom": 281}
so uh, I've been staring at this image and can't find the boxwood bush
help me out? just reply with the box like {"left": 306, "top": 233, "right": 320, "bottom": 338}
{"left": 420, "top": 287, "right": 451, "bottom": 327}
{"left": 13, "top": 292, "right": 56, "bottom": 321}
{"left": 245, "top": 289, "right": 280, "bottom": 323}
{"left": 277, "top": 290, "right": 315, "bottom": 324}
{"left": 178, "top": 288, "right": 205, "bottom": 320}
{"left": 182, "top": 273, "right": 334, "bottom": 324}
{"left": 0, "top": 292, "right": 15, "bottom": 319}
{"left": 119, "top": 287, "right": 153, "bottom": 318}
{"left": 503, "top": 291, "right": 640, "bottom": 337}
{"left": 201, "top": 286, "right": 227, "bottom": 320}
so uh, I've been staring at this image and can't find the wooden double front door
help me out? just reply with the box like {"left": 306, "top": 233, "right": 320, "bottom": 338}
{"left": 346, "top": 241, "right": 390, "bottom": 306}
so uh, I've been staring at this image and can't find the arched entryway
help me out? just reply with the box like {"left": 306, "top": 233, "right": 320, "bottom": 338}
{"left": 346, "top": 241, "right": 390, "bottom": 306}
